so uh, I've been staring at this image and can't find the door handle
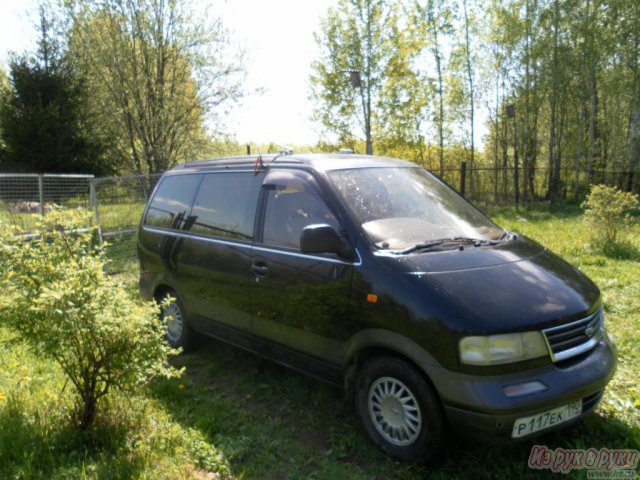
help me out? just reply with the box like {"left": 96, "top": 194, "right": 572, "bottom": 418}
{"left": 251, "top": 264, "right": 269, "bottom": 276}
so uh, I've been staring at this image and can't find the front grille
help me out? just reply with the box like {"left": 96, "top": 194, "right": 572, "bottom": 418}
{"left": 542, "top": 307, "right": 603, "bottom": 362}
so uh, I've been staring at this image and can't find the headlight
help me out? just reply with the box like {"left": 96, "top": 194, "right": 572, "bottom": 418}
{"left": 459, "top": 331, "right": 549, "bottom": 365}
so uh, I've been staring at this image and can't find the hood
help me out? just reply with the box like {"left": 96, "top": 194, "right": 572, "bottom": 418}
{"left": 389, "top": 236, "right": 600, "bottom": 332}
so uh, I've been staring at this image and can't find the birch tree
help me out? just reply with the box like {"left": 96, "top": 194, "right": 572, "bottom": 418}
{"left": 310, "top": 0, "right": 423, "bottom": 155}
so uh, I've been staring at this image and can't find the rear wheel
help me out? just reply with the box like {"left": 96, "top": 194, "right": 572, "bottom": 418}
{"left": 157, "top": 290, "right": 194, "bottom": 350}
{"left": 355, "top": 356, "right": 445, "bottom": 464}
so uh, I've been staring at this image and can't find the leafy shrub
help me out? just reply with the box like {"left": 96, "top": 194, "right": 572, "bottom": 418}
{"left": 0, "top": 210, "right": 181, "bottom": 432}
{"left": 581, "top": 184, "right": 638, "bottom": 246}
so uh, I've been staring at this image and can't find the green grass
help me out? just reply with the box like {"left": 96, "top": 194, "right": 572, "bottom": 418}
{"left": 97, "top": 202, "right": 146, "bottom": 232}
{"left": 0, "top": 210, "right": 42, "bottom": 230}
{"left": 0, "top": 201, "right": 146, "bottom": 274}
{"left": 490, "top": 204, "right": 640, "bottom": 445}
{"left": 1, "top": 204, "right": 639, "bottom": 479}
{"left": 0, "top": 201, "right": 145, "bottom": 233}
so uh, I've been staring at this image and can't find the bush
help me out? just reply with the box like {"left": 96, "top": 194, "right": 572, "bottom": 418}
{"left": 581, "top": 184, "right": 638, "bottom": 246}
{"left": 0, "top": 210, "right": 180, "bottom": 432}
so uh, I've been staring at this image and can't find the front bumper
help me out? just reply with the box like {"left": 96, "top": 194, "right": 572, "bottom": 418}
{"left": 423, "top": 332, "right": 617, "bottom": 441}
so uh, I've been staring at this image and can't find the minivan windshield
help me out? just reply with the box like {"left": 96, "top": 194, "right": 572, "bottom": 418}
{"left": 327, "top": 167, "right": 505, "bottom": 251}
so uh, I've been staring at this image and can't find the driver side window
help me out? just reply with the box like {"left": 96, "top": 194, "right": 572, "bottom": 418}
{"left": 262, "top": 177, "right": 339, "bottom": 250}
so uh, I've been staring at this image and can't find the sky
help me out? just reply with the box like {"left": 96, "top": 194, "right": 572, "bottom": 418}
{"left": 0, "top": 0, "right": 338, "bottom": 147}
{"left": 0, "top": 0, "right": 39, "bottom": 64}
{"left": 217, "top": 0, "right": 338, "bottom": 146}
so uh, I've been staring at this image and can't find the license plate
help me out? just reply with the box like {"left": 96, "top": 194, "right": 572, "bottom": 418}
{"left": 512, "top": 400, "right": 582, "bottom": 438}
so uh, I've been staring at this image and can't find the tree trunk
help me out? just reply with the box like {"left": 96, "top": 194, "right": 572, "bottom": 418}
{"left": 462, "top": 0, "right": 475, "bottom": 194}
{"left": 435, "top": 46, "right": 444, "bottom": 175}
{"left": 365, "top": 0, "right": 373, "bottom": 155}
{"left": 493, "top": 68, "right": 500, "bottom": 203}
{"left": 628, "top": 31, "right": 640, "bottom": 192}
{"left": 574, "top": 100, "right": 586, "bottom": 201}
{"left": 79, "top": 385, "right": 97, "bottom": 431}
{"left": 548, "top": 0, "right": 561, "bottom": 202}
{"left": 586, "top": 69, "right": 599, "bottom": 185}
{"left": 427, "top": 0, "right": 445, "bottom": 176}
{"left": 523, "top": 0, "right": 531, "bottom": 202}
{"left": 629, "top": 94, "right": 640, "bottom": 192}
{"left": 502, "top": 82, "right": 509, "bottom": 201}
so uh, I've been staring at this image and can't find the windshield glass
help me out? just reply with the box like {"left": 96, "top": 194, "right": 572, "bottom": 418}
{"left": 327, "top": 167, "right": 505, "bottom": 250}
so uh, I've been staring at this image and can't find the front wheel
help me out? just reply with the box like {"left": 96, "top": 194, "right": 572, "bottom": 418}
{"left": 355, "top": 356, "right": 445, "bottom": 464}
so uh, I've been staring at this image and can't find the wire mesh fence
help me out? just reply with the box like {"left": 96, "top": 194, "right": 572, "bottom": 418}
{"left": 93, "top": 174, "right": 162, "bottom": 271}
{"left": 0, "top": 172, "right": 161, "bottom": 272}
{"left": 1, "top": 165, "right": 637, "bottom": 271}
{"left": 0, "top": 173, "right": 93, "bottom": 229}
{"left": 435, "top": 166, "right": 638, "bottom": 207}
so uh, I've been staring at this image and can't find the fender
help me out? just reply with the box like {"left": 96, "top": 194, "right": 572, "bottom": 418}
{"left": 144, "top": 271, "right": 189, "bottom": 315}
{"left": 345, "top": 328, "right": 442, "bottom": 369}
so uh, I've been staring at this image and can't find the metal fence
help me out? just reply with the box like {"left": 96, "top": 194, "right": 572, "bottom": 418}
{"left": 0, "top": 173, "right": 93, "bottom": 214}
{"left": 93, "top": 174, "right": 162, "bottom": 269}
{"left": 436, "top": 165, "right": 639, "bottom": 207}
{"left": 0, "top": 172, "right": 161, "bottom": 272}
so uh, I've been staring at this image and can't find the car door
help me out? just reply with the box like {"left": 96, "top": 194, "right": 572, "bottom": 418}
{"left": 249, "top": 169, "right": 356, "bottom": 382}
{"left": 177, "top": 171, "right": 262, "bottom": 340}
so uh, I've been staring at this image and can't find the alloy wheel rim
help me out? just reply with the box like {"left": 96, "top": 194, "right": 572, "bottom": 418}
{"left": 164, "top": 302, "right": 183, "bottom": 342}
{"left": 368, "top": 376, "right": 422, "bottom": 446}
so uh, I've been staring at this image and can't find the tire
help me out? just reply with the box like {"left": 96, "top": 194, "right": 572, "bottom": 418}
{"left": 157, "top": 290, "right": 195, "bottom": 350}
{"left": 355, "top": 356, "right": 445, "bottom": 464}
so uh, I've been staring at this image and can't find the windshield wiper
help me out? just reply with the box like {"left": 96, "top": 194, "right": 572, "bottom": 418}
{"left": 396, "top": 237, "right": 500, "bottom": 255}
{"left": 498, "top": 230, "right": 518, "bottom": 241}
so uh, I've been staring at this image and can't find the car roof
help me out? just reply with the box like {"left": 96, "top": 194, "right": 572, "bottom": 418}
{"left": 172, "top": 153, "right": 416, "bottom": 174}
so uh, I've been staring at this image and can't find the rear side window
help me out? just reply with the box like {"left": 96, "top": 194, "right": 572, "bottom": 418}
{"left": 188, "top": 172, "right": 261, "bottom": 240}
{"left": 145, "top": 174, "right": 202, "bottom": 229}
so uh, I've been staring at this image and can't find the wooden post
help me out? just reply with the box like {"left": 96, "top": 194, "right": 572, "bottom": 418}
{"left": 460, "top": 161, "right": 467, "bottom": 197}
{"left": 89, "top": 178, "right": 103, "bottom": 245}
{"left": 38, "top": 174, "right": 45, "bottom": 216}
{"left": 246, "top": 145, "right": 251, "bottom": 155}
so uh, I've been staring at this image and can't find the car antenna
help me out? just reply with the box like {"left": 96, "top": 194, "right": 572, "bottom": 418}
{"left": 267, "top": 145, "right": 294, "bottom": 167}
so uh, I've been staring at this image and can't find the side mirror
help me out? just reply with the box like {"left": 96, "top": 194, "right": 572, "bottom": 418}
{"left": 300, "top": 224, "right": 355, "bottom": 260}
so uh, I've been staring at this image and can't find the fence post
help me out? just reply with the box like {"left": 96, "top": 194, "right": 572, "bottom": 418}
{"left": 139, "top": 175, "right": 149, "bottom": 201}
{"left": 460, "top": 162, "right": 467, "bottom": 197}
{"left": 89, "top": 178, "right": 103, "bottom": 245}
{"left": 38, "top": 174, "right": 45, "bottom": 216}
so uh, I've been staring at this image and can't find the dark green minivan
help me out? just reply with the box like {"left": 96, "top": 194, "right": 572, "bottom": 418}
{"left": 138, "top": 154, "right": 616, "bottom": 463}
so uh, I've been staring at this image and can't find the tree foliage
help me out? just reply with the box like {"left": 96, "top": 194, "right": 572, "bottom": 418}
{"left": 0, "top": 210, "right": 181, "bottom": 431}
{"left": 311, "top": 0, "right": 640, "bottom": 201}
{"left": 310, "top": 0, "right": 424, "bottom": 155}
{"left": 65, "top": 0, "right": 246, "bottom": 174}
{"left": 484, "top": 0, "right": 640, "bottom": 201}
{"left": 581, "top": 184, "right": 638, "bottom": 245}
{"left": 0, "top": 8, "right": 110, "bottom": 174}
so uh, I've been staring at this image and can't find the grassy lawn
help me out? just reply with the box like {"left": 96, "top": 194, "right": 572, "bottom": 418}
{"left": 97, "top": 202, "right": 146, "bottom": 232}
{"left": 0, "top": 210, "right": 42, "bottom": 231}
{"left": 0, "top": 204, "right": 638, "bottom": 479}
{"left": 0, "top": 201, "right": 145, "bottom": 233}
